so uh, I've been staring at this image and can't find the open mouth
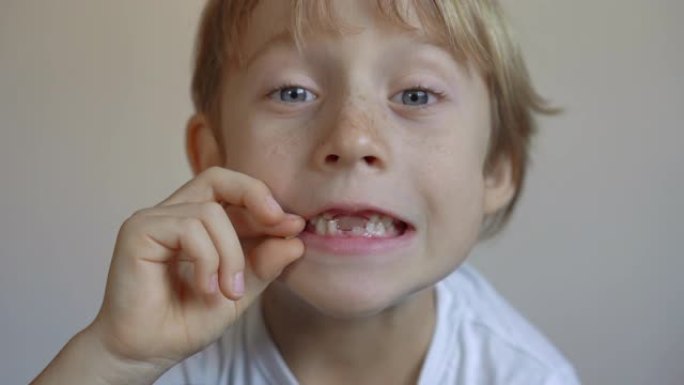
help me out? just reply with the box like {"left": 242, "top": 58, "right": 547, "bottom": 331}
{"left": 304, "top": 209, "right": 410, "bottom": 238}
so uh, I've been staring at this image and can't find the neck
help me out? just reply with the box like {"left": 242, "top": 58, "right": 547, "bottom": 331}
{"left": 261, "top": 284, "right": 436, "bottom": 385}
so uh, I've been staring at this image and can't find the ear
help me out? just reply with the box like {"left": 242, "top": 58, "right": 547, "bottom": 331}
{"left": 185, "top": 114, "right": 223, "bottom": 176}
{"left": 483, "top": 155, "right": 517, "bottom": 215}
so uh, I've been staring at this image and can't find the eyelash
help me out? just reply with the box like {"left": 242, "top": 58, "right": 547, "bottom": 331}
{"left": 266, "top": 82, "right": 314, "bottom": 99}
{"left": 266, "top": 83, "right": 447, "bottom": 109}
{"left": 400, "top": 85, "right": 447, "bottom": 109}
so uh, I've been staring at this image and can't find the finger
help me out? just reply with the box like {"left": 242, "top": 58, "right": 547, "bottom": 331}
{"left": 193, "top": 202, "right": 246, "bottom": 301}
{"left": 138, "top": 204, "right": 305, "bottom": 239}
{"left": 224, "top": 206, "right": 305, "bottom": 238}
{"left": 119, "top": 215, "right": 220, "bottom": 295}
{"left": 238, "top": 237, "right": 305, "bottom": 307}
{"left": 174, "top": 219, "right": 220, "bottom": 295}
{"left": 157, "top": 167, "right": 284, "bottom": 226}
{"left": 248, "top": 238, "right": 305, "bottom": 283}
{"left": 135, "top": 202, "right": 249, "bottom": 300}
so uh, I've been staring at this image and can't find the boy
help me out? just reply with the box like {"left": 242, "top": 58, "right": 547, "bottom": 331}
{"left": 31, "top": 0, "right": 580, "bottom": 384}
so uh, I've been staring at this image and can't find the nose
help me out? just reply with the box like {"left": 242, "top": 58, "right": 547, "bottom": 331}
{"left": 312, "top": 102, "right": 390, "bottom": 172}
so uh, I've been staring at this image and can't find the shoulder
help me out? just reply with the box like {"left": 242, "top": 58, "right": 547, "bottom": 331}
{"left": 434, "top": 264, "right": 581, "bottom": 385}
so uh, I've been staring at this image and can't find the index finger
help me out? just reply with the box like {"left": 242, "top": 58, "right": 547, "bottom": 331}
{"left": 225, "top": 206, "right": 305, "bottom": 238}
{"left": 157, "top": 167, "right": 284, "bottom": 225}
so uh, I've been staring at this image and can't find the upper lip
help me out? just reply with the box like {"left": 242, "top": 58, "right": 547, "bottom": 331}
{"left": 301, "top": 202, "right": 414, "bottom": 228}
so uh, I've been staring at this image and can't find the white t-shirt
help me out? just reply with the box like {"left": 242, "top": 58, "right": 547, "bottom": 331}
{"left": 154, "top": 264, "right": 581, "bottom": 384}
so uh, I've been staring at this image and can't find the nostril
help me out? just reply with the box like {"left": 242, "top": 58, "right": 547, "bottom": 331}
{"left": 323, "top": 154, "right": 381, "bottom": 167}
{"left": 363, "top": 155, "right": 379, "bottom": 167}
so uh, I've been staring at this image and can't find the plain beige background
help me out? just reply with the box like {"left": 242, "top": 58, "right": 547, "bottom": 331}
{"left": 2, "top": 1, "right": 682, "bottom": 384}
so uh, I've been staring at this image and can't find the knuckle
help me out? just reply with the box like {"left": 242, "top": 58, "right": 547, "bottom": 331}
{"left": 130, "top": 208, "right": 149, "bottom": 217}
{"left": 120, "top": 213, "right": 143, "bottom": 234}
{"left": 202, "top": 166, "right": 225, "bottom": 181}
{"left": 117, "top": 216, "right": 151, "bottom": 249}
{"left": 181, "top": 217, "right": 203, "bottom": 233}
{"left": 251, "top": 179, "right": 271, "bottom": 198}
{"left": 120, "top": 207, "right": 155, "bottom": 231}
{"left": 199, "top": 201, "right": 225, "bottom": 222}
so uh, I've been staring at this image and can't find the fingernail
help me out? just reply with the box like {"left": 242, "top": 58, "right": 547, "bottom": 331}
{"left": 232, "top": 272, "right": 245, "bottom": 296}
{"left": 208, "top": 273, "right": 219, "bottom": 293}
{"left": 265, "top": 196, "right": 283, "bottom": 214}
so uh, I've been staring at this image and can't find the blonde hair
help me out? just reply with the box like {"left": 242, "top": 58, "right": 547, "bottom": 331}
{"left": 191, "top": 0, "right": 556, "bottom": 240}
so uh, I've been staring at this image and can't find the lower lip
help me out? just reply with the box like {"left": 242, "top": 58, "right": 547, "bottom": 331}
{"left": 298, "top": 229, "right": 416, "bottom": 256}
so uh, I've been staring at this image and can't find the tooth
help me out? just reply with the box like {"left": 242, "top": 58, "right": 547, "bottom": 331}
{"left": 376, "top": 222, "right": 386, "bottom": 236}
{"left": 387, "top": 222, "right": 398, "bottom": 236}
{"left": 366, "top": 221, "right": 377, "bottom": 235}
{"left": 315, "top": 217, "right": 326, "bottom": 235}
{"left": 310, "top": 212, "right": 402, "bottom": 238}
{"left": 327, "top": 219, "right": 338, "bottom": 235}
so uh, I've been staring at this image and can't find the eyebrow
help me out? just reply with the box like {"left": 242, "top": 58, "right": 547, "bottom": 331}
{"left": 242, "top": 30, "right": 297, "bottom": 70}
{"left": 242, "top": 27, "right": 455, "bottom": 70}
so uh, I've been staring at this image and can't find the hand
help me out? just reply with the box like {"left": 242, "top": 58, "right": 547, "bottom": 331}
{"left": 88, "top": 167, "right": 304, "bottom": 368}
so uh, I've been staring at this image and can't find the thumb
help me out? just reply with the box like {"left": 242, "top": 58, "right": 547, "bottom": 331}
{"left": 239, "top": 237, "right": 304, "bottom": 305}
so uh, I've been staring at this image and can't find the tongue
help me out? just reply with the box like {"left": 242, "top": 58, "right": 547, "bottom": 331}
{"left": 334, "top": 216, "right": 368, "bottom": 231}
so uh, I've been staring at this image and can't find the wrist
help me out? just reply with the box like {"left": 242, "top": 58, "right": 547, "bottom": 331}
{"left": 76, "top": 324, "right": 174, "bottom": 385}
{"left": 30, "top": 325, "right": 172, "bottom": 385}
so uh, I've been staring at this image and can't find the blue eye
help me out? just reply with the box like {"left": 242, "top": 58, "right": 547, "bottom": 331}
{"left": 402, "top": 90, "right": 429, "bottom": 105}
{"left": 270, "top": 86, "right": 317, "bottom": 103}
{"left": 391, "top": 87, "right": 443, "bottom": 108}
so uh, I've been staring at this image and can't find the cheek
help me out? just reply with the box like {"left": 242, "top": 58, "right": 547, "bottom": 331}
{"left": 411, "top": 136, "right": 486, "bottom": 261}
{"left": 221, "top": 114, "right": 307, "bottom": 193}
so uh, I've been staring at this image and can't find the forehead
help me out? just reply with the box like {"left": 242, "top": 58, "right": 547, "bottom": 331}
{"left": 231, "top": 0, "right": 461, "bottom": 68}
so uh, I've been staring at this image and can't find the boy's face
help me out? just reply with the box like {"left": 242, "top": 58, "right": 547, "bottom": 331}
{"left": 191, "top": 0, "right": 514, "bottom": 317}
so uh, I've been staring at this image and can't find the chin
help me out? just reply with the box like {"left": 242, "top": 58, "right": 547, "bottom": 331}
{"left": 273, "top": 261, "right": 428, "bottom": 320}
{"left": 310, "top": 291, "right": 400, "bottom": 320}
